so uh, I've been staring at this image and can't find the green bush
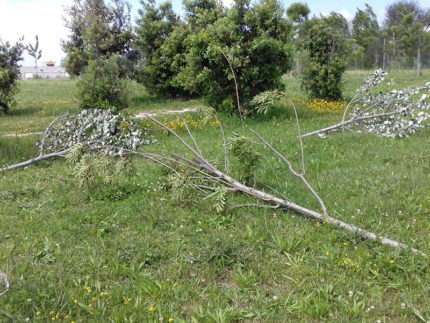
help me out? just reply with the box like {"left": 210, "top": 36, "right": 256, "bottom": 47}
{"left": 77, "top": 55, "right": 129, "bottom": 111}
{"left": 135, "top": 0, "right": 294, "bottom": 113}
{"left": 176, "top": 0, "right": 294, "bottom": 112}
{"left": 300, "top": 13, "right": 348, "bottom": 101}
{"left": 0, "top": 40, "right": 24, "bottom": 113}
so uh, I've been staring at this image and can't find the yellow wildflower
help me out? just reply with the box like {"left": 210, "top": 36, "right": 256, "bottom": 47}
{"left": 389, "top": 260, "right": 395, "bottom": 264}
{"left": 149, "top": 306, "right": 155, "bottom": 311}
{"left": 36, "top": 311, "right": 40, "bottom": 316}
{"left": 325, "top": 251, "right": 330, "bottom": 256}
{"left": 74, "top": 299, "right": 78, "bottom": 304}
{"left": 169, "top": 318, "right": 174, "bottom": 322}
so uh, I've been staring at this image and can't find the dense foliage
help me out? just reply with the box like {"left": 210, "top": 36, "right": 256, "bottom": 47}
{"left": 77, "top": 55, "right": 130, "bottom": 110}
{"left": 300, "top": 14, "right": 348, "bottom": 101}
{"left": 0, "top": 40, "right": 24, "bottom": 113}
{"left": 351, "top": 4, "right": 380, "bottom": 69}
{"left": 63, "top": 0, "right": 133, "bottom": 110}
{"left": 135, "top": 0, "right": 189, "bottom": 96}
{"left": 62, "top": 0, "right": 133, "bottom": 77}
{"left": 135, "top": 0, "right": 294, "bottom": 112}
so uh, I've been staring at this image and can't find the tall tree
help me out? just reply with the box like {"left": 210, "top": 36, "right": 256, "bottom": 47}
{"left": 62, "top": 0, "right": 133, "bottom": 76}
{"left": 383, "top": 0, "right": 429, "bottom": 72}
{"left": 286, "top": 2, "right": 310, "bottom": 24}
{"left": 135, "top": 0, "right": 189, "bottom": 96}
{"left": 287, "top": 2, "right": 310, "bottom": 71}
{"left": 352, "top": 4, "right": 379, "bottom": 68}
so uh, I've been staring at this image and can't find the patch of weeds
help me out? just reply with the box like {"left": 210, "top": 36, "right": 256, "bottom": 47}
{"left": 86, "top": 183, "right": 141, "bottom": 202}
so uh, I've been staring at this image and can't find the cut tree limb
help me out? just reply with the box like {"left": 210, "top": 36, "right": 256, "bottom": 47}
{"left": 0, "top": 150, "right": 69, "bottom": 173}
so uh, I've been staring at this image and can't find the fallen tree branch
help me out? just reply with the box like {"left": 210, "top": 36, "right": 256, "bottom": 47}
{"left": 144, "top": 115, "right": 426, "bottom": 257}
{"left": 300, "top": 111, "right": 400, "bottom": 138}
{"left": 0, "top": 150, "right": 69, "bottom": 172}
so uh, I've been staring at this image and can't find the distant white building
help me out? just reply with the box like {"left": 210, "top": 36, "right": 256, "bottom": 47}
{"left": 20, "top": 66, "right": 69, "bottom": 80}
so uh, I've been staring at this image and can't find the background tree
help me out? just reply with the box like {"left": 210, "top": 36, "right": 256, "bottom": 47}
{"left": 383, "top": 1, "right": 430, "bottom": 71}
{"left": 0, "top": 39, "right": 24, "bottom": 113}
{"left": 62, "top": 0, "right": 133, "bottom": 77}
{"left": 300, "top": 13, "right": 349, "bottom": 100}
{"left": 352, "top": 4, "right": 379, "bottom": 68}
{"left": 286, "top": 2, "right": 310, "bottom": 24}
{"left": 26, "top": 35, "right": 42, "bottom": 76}
{"left": 135, "top": 0, "right": 189, "bottom": 96}
{"left": 63, "top": 0, "right": 133, "bottom": 110}
{"left": 287, "top": 2, "right": 310, "bottom": 72}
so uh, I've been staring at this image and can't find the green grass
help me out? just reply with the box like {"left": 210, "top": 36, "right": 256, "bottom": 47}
{"left": 1, "top": 70, "right": 430, "bottom": 322}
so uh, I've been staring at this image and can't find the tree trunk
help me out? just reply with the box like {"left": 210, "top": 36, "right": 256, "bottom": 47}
{"left": 382, "top": 37, "right": 386, "bottom": 70}
{"left": 417, "top": 36, "right": 422, "bottom": 76}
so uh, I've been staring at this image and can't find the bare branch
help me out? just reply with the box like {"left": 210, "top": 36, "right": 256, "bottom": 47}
{"left": 290, "top": 100, "right": 305, "bottom": 175}
{"left": 144, "top": 114, "right": 215, "bottom": 171}
{"left": 181, "top": 114, "right": 203, "bottom": 157}
{"left": 250, "top": 129, "right": 328, "bottom": 217}
{"left": 215, "top": 115, "right": 230, "bottom": 174}
{"left": 220, "top": 49, "right": 245, "bottom": 134}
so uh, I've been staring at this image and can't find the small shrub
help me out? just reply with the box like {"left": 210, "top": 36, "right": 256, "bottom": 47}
{"left": 77, "top": 55, "right": 130, "bottom": 111}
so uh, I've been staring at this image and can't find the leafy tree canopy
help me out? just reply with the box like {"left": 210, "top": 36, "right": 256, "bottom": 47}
{"left": 62, "top": 0, "right": 133, "bottom": 76}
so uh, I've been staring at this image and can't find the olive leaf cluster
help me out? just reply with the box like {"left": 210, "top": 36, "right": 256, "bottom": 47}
{"left": 355, "top": 83, "right": 430, "bottom": 138}
{"left": 42, "top": 109, "right": 156, "bottom": 155}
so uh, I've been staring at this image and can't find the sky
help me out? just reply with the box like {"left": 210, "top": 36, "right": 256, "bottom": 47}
{"left": 1, "top": 0, "right": 429, "bottom": 66}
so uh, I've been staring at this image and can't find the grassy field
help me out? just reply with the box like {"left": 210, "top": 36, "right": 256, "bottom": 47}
{"left": 1, "top": 70, "right": 430, "bottom": 322}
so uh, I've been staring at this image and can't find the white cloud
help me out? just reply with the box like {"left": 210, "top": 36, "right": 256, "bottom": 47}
{"left": 220, "top": 0, "right": 233, "bottom": 8}
{"left": 379, "top": 9, "right": 387, "bottom": 24}
{"left": 338, "top": 9, "right": 351, "bottom": 20}
{"left": 0, "top": 0, "right": 71, "bottom": 66}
